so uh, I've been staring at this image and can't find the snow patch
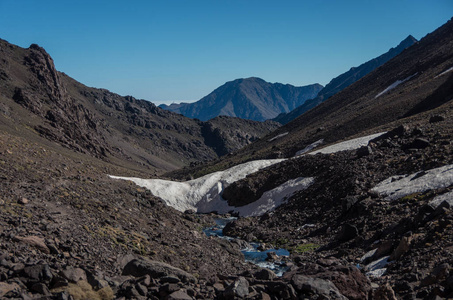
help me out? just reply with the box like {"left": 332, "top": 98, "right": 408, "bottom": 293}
{"left": 109, "top": 132, "right": 393, "bottom": 216}
{"left": 360, "top": 248, "right": 377, "bottom": 263}
{"left": 371, "top": 164, "right": 453, "bottom": 201}
{"left": 375, "top": 73, "right": 417, "bottom": 98}
{"left": 268, "top": 132, "right": 288, "bottom": 142}
{"left": 429, "top": 190, "right": 453, "bottom": 208}
{"left": 110, "top": 159, "right": 314, "bottom": 216}
{"left": 110, "top": 159, "right": 285, "bottom": 213}
{"left": 435, "top": 66, "right": 453, "bottom": 78}
{"left": 366, "top": 256, "right": 390, "bottom": 278}
{"left": 294, "top": 139, "right": 324, "bottom": 156}
{"left": 221, "top": 177, "right": 315, "bottom": 217}
{"left": 308, "top": 132, "right": 385, "bottom": 155}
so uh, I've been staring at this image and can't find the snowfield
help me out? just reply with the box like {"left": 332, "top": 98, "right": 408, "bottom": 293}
{"left": 371, "top": 164, "right": 453, "bottom": 205}
{"left": 375, "top": 73, "right": 417, "bottom": 98}
{"left": 294, "top": 139, "right": 324, "bottom": 156}
{"left": 197, "top": 176, "right": 314, "bottom": 216}
{"left": 110, "top": 159, "right": 291, "bottom": 215}
{"left": 268, "top": 132, "right": 289, "bottom": 142}
{"left": 435, "top": 66, "right": 453, "bottom": 78}
{"left": 307, "top": 132, "right": 385, "bottom": 155}
{"left": 110, "top": 132, "right": 390, "bottom": 216}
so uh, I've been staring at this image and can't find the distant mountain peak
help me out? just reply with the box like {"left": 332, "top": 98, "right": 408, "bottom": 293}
{"left": 161, "top": 78, "right": 323, "bottom": 121}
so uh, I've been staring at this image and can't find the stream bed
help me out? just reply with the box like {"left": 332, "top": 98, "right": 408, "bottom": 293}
{"left": 203, "top": 217, "right": 290, "bottom": 276}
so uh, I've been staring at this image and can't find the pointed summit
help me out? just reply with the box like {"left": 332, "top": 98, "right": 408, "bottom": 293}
{"left": 396, "top": 35, "right": 418, "bottom": 50}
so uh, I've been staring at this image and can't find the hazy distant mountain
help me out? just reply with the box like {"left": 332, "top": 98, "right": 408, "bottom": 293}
{"left": 160, "top": 77, "right": 323, "bottom": 121}
{"left": 274, "top": 35, "right": 418, "bottom": 124}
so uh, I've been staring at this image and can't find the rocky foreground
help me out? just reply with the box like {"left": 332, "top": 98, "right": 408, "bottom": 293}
{"left": 2, "top": 110, "right": 451, "bottom": 299}
{"left": 222, "top": 110, "right": 453, "bottom": 299}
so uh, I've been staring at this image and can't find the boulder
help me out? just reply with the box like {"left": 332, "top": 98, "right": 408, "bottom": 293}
{"left": 13, "top": 236, "right": 50, "bottom": 254}
{"left": 337, "top": 224, "right": 359, "bottom": 242}
{"left": 167, "top": 290, "right": 193, "bottom": 300}
{"left": 0, "top": 282, "right": 21, "bottom": 297}
{"left": 390, "top": 235, "right": 413, "bottom": 260}
{"left": 291, "top": 275, "right": 347, "bottom": 299}
{"left": 373, "top": 283, "right": 397, "bottom": 300}
{"left": 21, "top": 264, "right": 53, "bottom": 285}
{"left": 60, "top": 267, "right": 87, "bottom": 283}
{"left": 429, "top": 115, "right": 445, "bottom": 123}
{"left": 254, "top": 268, "right": 277, "bottom": 281}
{"left": 223, "top": 277, "right": 249, "bottom": 299}
{"left": 122, "top": 258, "right": 197, "bottom": 283}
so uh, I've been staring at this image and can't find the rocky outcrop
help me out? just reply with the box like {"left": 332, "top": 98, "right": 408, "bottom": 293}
{"left": 0, "top": 39, "right": 279, "bottom": 172}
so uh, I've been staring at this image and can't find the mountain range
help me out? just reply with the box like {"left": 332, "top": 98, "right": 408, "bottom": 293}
{"left": 0, "top": 40, "right": 279, "bottom": 174}
{"left": 161, "top": 35, "right": 417, "bottom": 124}
{"left": 160, "top": 78, "right": 323, "bottom": 121}
{"left": 0, "top": 17, "right": 453, "bottom": 300}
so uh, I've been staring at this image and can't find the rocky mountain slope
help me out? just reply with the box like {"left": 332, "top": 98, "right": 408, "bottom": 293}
{"left": 0, "top": 40, "right": 279, "bottom": 174}
{"left": 0, "top": 17, "right": 452, "bottom": 300}
{"left": 155, "top": 18, "right": 453, "bottom": 299}
{"left": 274, "top": 35, "right": 418, "bottom": 124}
{"left": 169, "top": 17, "right": 452, "bottom": 178}
{"left": 160, "top": 77, "right": 323, "bottom": 121}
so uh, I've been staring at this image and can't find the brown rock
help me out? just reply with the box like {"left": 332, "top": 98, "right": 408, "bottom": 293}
{"left": 122, "top": 258, "right": 197, "bottom": 283}
{"left": 390, "top": 235, "right": 413, "bottom": 260}
{"left": 13, "top": 235, "right": 50, "bottom": 254}
{"left": 18, "top": 197, "right": 29, "bottom": 204}
{"left": 254, "top": 268, "right": 277, "bottom": 280}
{"left": 373, "top": 283, "right": 397, "bottom": 300}
{"left": 0, "top": 282, "right": 20, "bottom": 297}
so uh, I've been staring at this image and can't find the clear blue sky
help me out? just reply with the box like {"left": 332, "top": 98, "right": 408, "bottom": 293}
{"left": 0, "top": 1, "right": 451, "bottom": 104}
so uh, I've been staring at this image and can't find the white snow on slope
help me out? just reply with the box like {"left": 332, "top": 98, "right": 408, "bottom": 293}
{"left": 429, "top": 190, "right": 453, "bottom": 208}
{"left": 375, "top": 73, "right": 417, "bottom": 98}
{"left": 307, "top": 132, "right": 385, "bottom": 155}
{"left": 199, "top": 177, "right": 314, "bottom": 216}
{"left": 109, "top": 159, "right": 285, "bottom": 213}
{"left": 109, "top": 132, "right": 389, "bottom": 216}
{"left": 366, "top": 256, "right": 390, "bottom": 278}
{"left": 268, "top": 132, "right": 288, "bottom": 142}
{"left": 435, "top": 66, "right": 453, "bottom": 78}
{"left": 294, "top": 139, "right": 324, "bottom": 156}
{"left": 371, "top": 164, "right": 453, "bottom": 202}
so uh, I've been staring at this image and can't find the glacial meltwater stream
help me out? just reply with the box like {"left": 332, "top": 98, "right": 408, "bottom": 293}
{"left": 203, "top": 218, "right": 290, "bottom": 276}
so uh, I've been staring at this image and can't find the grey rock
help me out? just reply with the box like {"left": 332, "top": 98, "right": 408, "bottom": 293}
{"left": 21, "top": 264, "right": 53, "bottom": 284}
{"left": 223, "top": 276, "right": 249, "bottom": 298}
{"left": 122, "top": 258, "right": 197, "bottom": 283}
{"left": 60, "top": 267, "right": 87, "bottom": 283}
{"left": 356, "top": 146, "right": 372, "bottom": 157}
{"left": 167, "top": 290, "right": 193, "bottom": 300}
{"left": 429, "top": 115, "right": 445, "bottom": 123}
{"left": 291, "top": 275, "right": 347, "bottom": 299}
{"left": 254, "top": 268, "right": 277, "bottom": 280}
{"left": 337, "top": 223, "right": 359, "bottom": 242}
{"left": 30, "top": 283, "right": 51, "bottom": 296}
